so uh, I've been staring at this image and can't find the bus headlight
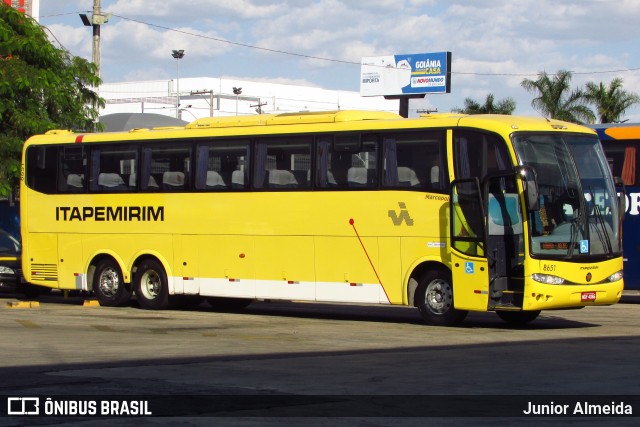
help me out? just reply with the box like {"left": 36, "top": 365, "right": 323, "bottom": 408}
{"left": 608, "top": 271, "right": 623, "bottom": 282}
{"left": 531, "top": 273, "right": 565, "bottom": 285}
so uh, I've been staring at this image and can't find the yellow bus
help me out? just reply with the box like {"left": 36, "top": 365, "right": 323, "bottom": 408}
{"left": 20, "top": 110, "right": 624, "bottom": 325}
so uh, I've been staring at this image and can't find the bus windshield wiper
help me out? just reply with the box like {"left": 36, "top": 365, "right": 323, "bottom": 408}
{"left": 567, "top": 216, "right": 581, "bottom": 258}
{"left": 587, "top": 186, "right": 613, "bottom": 255}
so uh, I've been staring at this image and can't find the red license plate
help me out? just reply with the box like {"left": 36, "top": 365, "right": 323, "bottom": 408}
{"left": 581, "top": 291, "right": 597, "bottom": 302}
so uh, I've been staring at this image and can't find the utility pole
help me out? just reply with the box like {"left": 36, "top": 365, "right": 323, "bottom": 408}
{"left": 80, "top": 0, "right": 110, "bottom": 79}
{"left": 251, "top": 100, "right": 267, "bottom": 114}
{"left": 91, "top": 0, "right": 100, "bottom": 76}
{"left": 191, "top": 90, "right": 217, "bottom": 117}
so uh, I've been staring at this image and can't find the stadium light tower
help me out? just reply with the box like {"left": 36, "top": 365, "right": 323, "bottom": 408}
{"left": 171, "top": 50, "right": 185, "bottom": 119}
{"left": 233, "top": 87, "right": 242, "bottom": 116}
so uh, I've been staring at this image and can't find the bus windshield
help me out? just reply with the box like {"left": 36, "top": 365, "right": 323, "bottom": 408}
{"left": 512, "top": 132, "right": 621, "bottom": 258}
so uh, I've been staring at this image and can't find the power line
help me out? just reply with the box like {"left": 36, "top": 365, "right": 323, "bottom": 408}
{"left": 111, "top": 13, "right": 358, "bottom": 66}
{"left": 41, "top": 11, "right": 640, "bottom": 78}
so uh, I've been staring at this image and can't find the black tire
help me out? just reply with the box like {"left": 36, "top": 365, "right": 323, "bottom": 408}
{"left": 415, "top": 269, "right": 467, "bottom": 326}
{"left": 92, "top": 259, "right": 131, "bottom": 307}
{"left": 206, "top": 297, "right": 252, "bottom": 310}
{"left": 134, "top": 259, "right": 169, "bottom": 310}
{"left": 496, "top": 310, "right": 541, "bottom": 326}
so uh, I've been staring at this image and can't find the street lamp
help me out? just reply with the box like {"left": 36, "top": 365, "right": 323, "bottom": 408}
{"left": 233, "top": 87, "right": 242, "bottom": 116}
{"left": 171, "top": 49, "right": 185, "bottom": 119}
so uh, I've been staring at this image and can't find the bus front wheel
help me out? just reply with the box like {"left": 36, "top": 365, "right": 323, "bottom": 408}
{"left": 93, "top": 259, "right": 131, "bottom": 307}
{"left": 134, "top": 259, "right": 169, "bottom": 310}
{"left": 415, "top": 270, "right": 467, "bottom": 326}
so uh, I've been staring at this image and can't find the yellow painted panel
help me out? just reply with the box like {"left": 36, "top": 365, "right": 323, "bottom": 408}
{"left": 196, "top": 235, "right": 254, "bottom": 282}
{"left": 58, "top": 234, "right": 84, "bottom": 289}
{"left": 175, "top": 235, "right": 201, "bottom": 294}
{"left": 377, "top": 237, "right": 402, "bottom": 304}
{"left": 315, "top": 236, "right": 379, "bottom": 286}
{"left": 254, "top": 236, "right": 315, "bottom": 282}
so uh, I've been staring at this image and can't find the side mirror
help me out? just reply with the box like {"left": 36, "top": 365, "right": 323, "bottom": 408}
{"left": 516, "top": 165, "right": 539, "bottom": 211}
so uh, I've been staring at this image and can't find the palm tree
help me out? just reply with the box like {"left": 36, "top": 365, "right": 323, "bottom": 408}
{"left": 453, "top": 94, "right": 516, "bottom": 115}
{"left": 521, "top": 70, "right": 595, "bottom": 124}
{"left": 584, "top": 78, "right": 640, "bottom": 123}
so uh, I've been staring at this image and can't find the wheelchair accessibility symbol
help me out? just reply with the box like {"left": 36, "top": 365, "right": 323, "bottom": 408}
{"left": 464, "top": 262, "right": 474, "bottom": 274}
{"left": 580, "top": 240, "right": 589, "bottom": 254}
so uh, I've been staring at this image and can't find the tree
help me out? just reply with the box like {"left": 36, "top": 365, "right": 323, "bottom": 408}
{"left": 521, "top": 70, "right": 595, "bottom": 124}
{"left": 453, "top": 93, "right": 516, "bottom": 115}
{"left": 0, "top": 5, "right": 103, "bottom": 196}
{"left": 584, "top": 78, "right": 640, "bottom": 123}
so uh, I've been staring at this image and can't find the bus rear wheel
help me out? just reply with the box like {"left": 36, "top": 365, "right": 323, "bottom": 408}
{"left": 134, "top": 259, "right": 169, "bottom": 310}
{"left": 496, "top": 310, "right": 540, "bottom": 326}
{"left": 93, "top": 259, "right": 131, "bottom": 307}
{"left": 415, "top": 270, "right": 467, "bottom": 326}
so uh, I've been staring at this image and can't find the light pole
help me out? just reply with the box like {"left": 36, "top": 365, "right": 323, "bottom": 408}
{"left": 171, "top": 49, "right": 185, "bottom": 119}
{"left": 233, "top": 87, "right": 242, "bottom": 116}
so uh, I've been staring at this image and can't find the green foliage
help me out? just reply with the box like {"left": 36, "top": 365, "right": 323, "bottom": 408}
{"left": 453, "top": 94, "right": 516, "bottom": 115}
{"left": 521, "top": 70, "right": 595, "bottom": 124}
{"left": 0, "top": 4, "right": 104, "bottom": 196}
{"left": 584, "top": 78, "right": 640, "bottom": 123}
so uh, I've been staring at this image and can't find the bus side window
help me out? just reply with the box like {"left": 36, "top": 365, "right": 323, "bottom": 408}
{"left": 255, "top": 137, "right": 312, "bottom": 190}
{"left": 381, "top": 131, "right": 447, "bottom": 192}
{"left": 90, "top": 145, "right": 137, "bottom": 192}
{"left": 348, "top": 139, "right": 377, "bottom": 188}
{"left": 195, "top": 140, "right": 249, "bottom": 191}
{"left": 58, "top": 146, "right": 87, "bottom": 193}
{"left": 142, "top": 142, "right": 191, "bottom": 192}
{"left": 25, "top": 146, "right": 58, "bottom": 194}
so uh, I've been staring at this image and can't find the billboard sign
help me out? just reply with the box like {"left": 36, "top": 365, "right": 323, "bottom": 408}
{"left": 360, "top": 52, "right": 451, "bottom": 97}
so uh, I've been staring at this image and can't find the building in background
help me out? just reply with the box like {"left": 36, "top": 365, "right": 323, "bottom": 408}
{"left": 3, "top": 0, "right": 39, "bottom": 21}
{"left": 99, "top": 77, "right": 431, "bottom": 122}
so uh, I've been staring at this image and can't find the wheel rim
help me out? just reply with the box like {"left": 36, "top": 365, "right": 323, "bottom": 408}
{"left": 139, "top": 269, "right": 161, "bottom": 300}
{"left": 98, "top": 267, "right": 121, "bottom": 297}
{"left": 425, "top": 278, "right": 452, "bottom": 314}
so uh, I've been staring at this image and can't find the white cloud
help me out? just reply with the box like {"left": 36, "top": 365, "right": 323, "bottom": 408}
{"left": 39, "top": 0, "right": 640, "bottom": 120}
{"left": 108, "top": 0, "right": 285, "bottom": 20}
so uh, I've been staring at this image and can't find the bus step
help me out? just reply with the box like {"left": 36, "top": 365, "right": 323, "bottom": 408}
{"left": 501, "top": 290, "right": 523, "bottom": 294}
{"left": 490, "top": 305, "right": 522, "bottom": 311}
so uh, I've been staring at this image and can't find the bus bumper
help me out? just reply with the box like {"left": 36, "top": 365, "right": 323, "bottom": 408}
{"left": 522, "top": 281, "right": 624, "bottom": 311}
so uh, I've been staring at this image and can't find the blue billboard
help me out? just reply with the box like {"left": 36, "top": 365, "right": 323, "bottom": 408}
{"left": 360, "top": 52, "right": 451, "bottom": 97}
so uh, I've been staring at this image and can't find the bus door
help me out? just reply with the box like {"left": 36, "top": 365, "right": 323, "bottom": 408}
{"left": 450, "top": 178, "right": 491, "bottom": 311}
{"left": 484, "top": 174, "right": 525, "bottom": 310}
{"left": 450, "top": 175, "right": 526, "bottom": 311}
{"left": 451, "top": 130, "right": 523, "bottom": 311}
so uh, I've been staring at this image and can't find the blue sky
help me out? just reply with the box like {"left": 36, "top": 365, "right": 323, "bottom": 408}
{"left": 38, "top": 0, "right": 640, "bottom": 120}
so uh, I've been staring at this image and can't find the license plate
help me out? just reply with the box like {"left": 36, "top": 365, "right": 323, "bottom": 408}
{"left": 581, "top": 291, "right": 597, "bottom": 302}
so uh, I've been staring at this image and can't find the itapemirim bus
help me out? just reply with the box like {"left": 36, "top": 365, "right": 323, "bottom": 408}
{"left": 20, "top": 111, "right": 624, "bottom": 326}
{"left": 590, "top": 122, "right": 640, "bottom": 289}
